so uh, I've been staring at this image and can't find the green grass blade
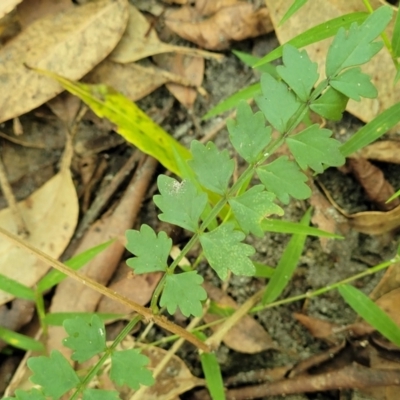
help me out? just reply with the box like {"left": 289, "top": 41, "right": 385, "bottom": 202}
{"left": 262, "top": 209, "right": 311, "bottom": 304}
{"left": 43, "top": 312, "right": 124, "bottom": 326}
{"left": 33, "top": 69, "right": 191, "bottom": 176}
{"left": 386, "top": 188, "right": 400, "bottom": 204}
{"left": 279, "top": 0, "right": 309, "bottom": 26}
{"left": 203, "top": 83, "right": 261, "bottom": 120}
{"left": 261, "top": 219, "right": 343, "bottom": 239}
{"left": 253, "top": 262, "right": 275, "bottom": 278}
{"left": 37, "top": 240, "right": 114, "bottom": 293}
{"left": 338, "top": 284, "right": 400, "bottom": 347}
{"left": 200, "top": 352, "right": 226, "bottom": 400}
{"left": 392, "top": 8, "right": 400, "bottom": 58}
{"left": 340, "top": 102, "right": 400, "bottom": 157}
{"left": 0, "top": 326, "right": 44, "bottom": 352}
{"left": 232, "top": 51, "right": 279, "bottom": 76}
{"left": 254, "top": 12, "right": 368, "bottom": 67}
{"left": 0, "top": 274, "right": 35, "bottom": 300}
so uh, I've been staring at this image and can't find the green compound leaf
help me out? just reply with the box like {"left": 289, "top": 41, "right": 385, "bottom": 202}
{"left": 286, "top": 124, "right": 345, "bottom": 173}
{"left": 229, "top": 185, "right": 283, "bottom": 237}
{"left": 154, "top": 175, "right": 208, "bottom": 232}
{"left": 82, "top": 389, "right": 120, "bottom": 400}
{"left": 256, "top": 156, "right": 311, "bottom": 204}
{"left": 338, "top": 284, "right": 400, "bottom": 347}
{"left": 188, "top": 141, "right": 234, "bottom": 195}
{"left": 227, "top": 101, "right": 272, "bottom": 164}
{"left": 28, "top": 350, "right": 80, "bottom": 399}
{"left": 125, "top": 224, "right": 172, "bottom": 274}
{"left": 62, "top": 315, "right": 106, "bottom": 363}
{"left": 277, "top": 45, "right": 319, "bottom": 102}
{"left": 326, "top": 6, "right": 393, "bottom": 77}
{"left": 160, "top": 271, "right": 207, "bottom": 317}
{"left": 110, "top": 349, "right": 154, "bottom": 390}
{"left": 8, "top": 389, "right": 46, "bottom": 400}
{"left": 256, "top": 73, "right": 301, "bottom": 133}
{"left": 310, "top": 87, "right": 348, "bottom": 120}
{"left": 330, "top": 67, "right": 377, "bottom": 101}
{"left": 199, "top": 223, "right": 255, "bottom": 280}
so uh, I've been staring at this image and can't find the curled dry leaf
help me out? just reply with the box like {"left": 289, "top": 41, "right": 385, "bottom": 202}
{"left": 0, "top": 0, "right": 128, "bottom": 123}
{"left": 265, "top": 0, "right": 400, "bottom": 127}
{"left": 0, "top": 155, "right": 78, "bottom": 306}
{"left": 164, "top": 2, "right": 273, "bottom": 50}
{"left": 360, "top": 140, "right": 400, "bottom": 165}
{"left": 347, "top": 157, "right": 400, "bottom": 211}
{"left": 110, "top": 4, "right": 222, "bottom": 63}
{"left": 204, "top": 283, "right": 275, "bottom": 353}
{"left": 195, "top": 0, "right": 238, "bottom": 16}
{"left": 153, "top": 53, "right": 204, "bottom": 109}
{"left": 0, "top": 0, "right": 22, "bottom": 19}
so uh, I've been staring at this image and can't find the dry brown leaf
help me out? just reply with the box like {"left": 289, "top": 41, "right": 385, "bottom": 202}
{"left": 347, "top": 157, "right": 400, "bottom": 211}
{"left": 110, "top": 4, "right": 221, "bottom": 63}
{"left": 0, "top": 0, "right": 128, "bottom": 123}
{"left": 165, "top": 3, "right": 273, "bottom": 50}
{"left": 360, "top": 140, "right": 400, "bottom": 164}
{"left": 153, "top": 53, "right": 204, "bottom": 109}
{"left": 204, "top": 283, "right": 275, "bottom": 353}
{"left": 265, "top": 0, "right": 400, "bottom": 127}
{"left": 293, "top": 313, "right": 339, "bottom": 340}
{"left": 138, "top": 346, "right": 205, "bottom": 400}
{"left": 0, "top": 0, "right": 22, "bottom": 18}
{"left": 17, "top": 0, "right": 72, "bottom": 28}
{"left": 0, "top": 152, "right": 78, "bottom": 305}
{"left": 195, "top": 0, "right": 238, "bottom": 16}
{"left": 86, "top": 60, "right": 200, "bottom": 102}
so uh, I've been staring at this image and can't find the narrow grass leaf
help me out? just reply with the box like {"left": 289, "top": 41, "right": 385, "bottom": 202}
{"left": 262, "top": 209, "right": 311, "bottom": 304}
{"left": 254, "top": 12, "right": 368, "bottom": 67}
{"left": 393, "top": 8, "right": 400, "bottom": 58}
{"left": 28, "top": 350, "right": 80, "bottom": 399}
{"left": 203, "top": 83, "right": 261, "bottom": 120}
{"left": 161, "top": 271, "right": 207, "bottom": 317}
{"left": 201, "top": 352, "right": 226, "bottom": 400}
{"left": 126, "top": 224, "right": 172, "bottom": 273}
{"left": 386, "top": 188, "right": 400, "bottom": 204}
{"left": 253, "top": 262, "right": 275, "bottom": 278}
{"left": 34, "top": 69, "right": 191, "bottom": 175}
{"left": 232, "top": 51, "right": 278, "bottom": 75}
{"left": 0, "top": 326, "right": 44, "bottom": 352}
{"left": 261, "top": 219, "right": 343, "bottom": 239}
{"left": 0, "top": 274, "right": 35, "bottom": 300}
{"left": 37, "top": 239, "right": 114, "bottom": 293}
{"left": 279, "top": 0, "right": 308, "bottom": 26}
{"left": 338, "top": 284, "right": 400, "bottom": 347}
{"left": 340, "top": 102, "right": 400, "bottom": 157}
{"left": 43, "top": 312, "right": 124, "bottom": 326}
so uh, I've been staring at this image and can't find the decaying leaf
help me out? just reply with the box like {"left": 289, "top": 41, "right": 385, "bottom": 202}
{"left": 347, "top": 157, "right": 400, "bottom": 211}
{"left": 110, "top": 4, "right": 221, "bottom": 63}
{"left": 265, "top": 0, "right": 400, "bottom": 127}
{"left": 360, "top": 140, "right": 400, "bottom": 164}
{"left": 153, "top": 53, "right": 204, "bottom": 109}
{"left": 86, "top": 60, "right": 201, "bottom": 102}
{"left": 0, "top": 148, "right": 78, "bottom": 305}
{"left": 293, "top": 313, "right": 339, "bottom": 340}
{"left": 204, "top": 283, "right": 275, "bottom": 353}
{"left": 0, "top": 0, "right": 22, "bottom": 19}
{"left": 0, "top": 0, "right": 128, "bottom": 123}
{"left": 165, "top": 2, "right": 274, "bottom": 50}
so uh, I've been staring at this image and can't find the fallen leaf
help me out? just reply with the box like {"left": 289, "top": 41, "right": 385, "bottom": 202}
{"left": 17, "top": 0, "right": 72, "bottom": 28}
{"left": 265, "top": 0, "right": 400, "bottom": 127}
{"left": 293, "top": 312, "right": 339, "bottom": 340}
{"left": 0, "top": 0, "right": 128, "bottom": 123}
{"left": 165, "top": 2, "right": 274, "bottom": 50}
{"left": 0, "top": 145, "right": 78, "bottom": 305}
{"left": 204, "top": 283, "right": 275, "bottom": 353}
{"left": 347, "top": 157, "right": 400, "bottom": 211}
{"left": 153, "top": 53, "right": 204, "bottom": 109}
{"left": 46, "top": 92, "right": 82, "bottom": 125}
{"left": 360, "top": 140, "right": 400, "bottom": 164}
{"left": 139, "top": 346, "right": 205, "bottom": 400}
{"left": 110, "top": 4, "right": 222, "bottom": 63}
{"left": 195, "top": 0, "right": 238, "bottom": 16}
{"left": 0, "top": 0, "right": 22, "bottom": 18}
{"left": 86, "top": 59, "right": 200, "bottom": 102}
